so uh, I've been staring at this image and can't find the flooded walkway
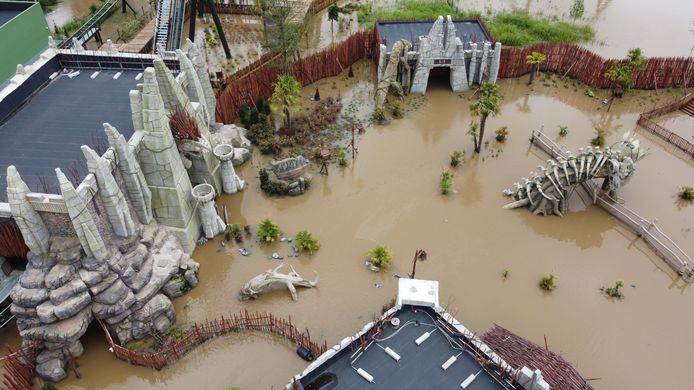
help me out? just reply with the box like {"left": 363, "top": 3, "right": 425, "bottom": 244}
{"left": 44, "top": 63, "right": 694, "bottom": 390}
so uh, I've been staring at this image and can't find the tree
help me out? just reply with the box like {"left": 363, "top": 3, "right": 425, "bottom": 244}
{"left": 270, "top": 74, "right": 302, "bottom": 131}
{"left": 469, "top": 82, "right": 503, "bottom": 153}
{"left": 257, "top": 0, "right": 306, "bottom": 72}
{"left": 525, "top": 51, "right": 546, "bottom": 85}
{"left": 328, "top": 2, "right": 340, "bottom": 35}
{"left": 604, "top": 48, "right": 646, "bottom": 111}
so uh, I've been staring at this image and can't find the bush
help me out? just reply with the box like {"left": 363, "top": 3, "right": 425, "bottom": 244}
{"left": 247, "top": 121, "right": 274, "bottom": 143}
{"left": 569, "top": 0, "right": 584, "bottom": 18}
{"left": 678, "top": 186, "right": 694, "bottom": 201}
{"left": 366, "top": 244, "right": 393, "bottom": 270}
{"left": 256, "top": 97, "right": 272, "bottom": 115}
{"left": 295, "top": 230, "right": 320, "bottom": 253}
{"left": 338, "top": 149, "right": 348, "bottom": 166}
{"left": 591, "top": 127, "right": 606, "bottom": 146}
{"left": 558, "top": 125, "right": 569, "bottom": 136}
{"left": 259, "top": 169, "right": 269, "bottom": 189}
{"left": 450, "top": 151, "right": 463, "bottom": 167}
{"left": 440, "top": 169, "right": 454, "bottom": 195}
{"left": 391, "top": 101, "right": 403, "bottom": 118}
{"left": 603, "top": 280, "right": 624, "bottom": 299}
{"left": 257, "top": 219, "right": 280, "bottom": 242}
{"left": 495, "top": 126, "right": 509, "bottom": 142}
{"left": 540, "top": 274, "right": 557, "bottom": 291}
{"left": 372, "top": 107, "right": 387, "bottom": 122}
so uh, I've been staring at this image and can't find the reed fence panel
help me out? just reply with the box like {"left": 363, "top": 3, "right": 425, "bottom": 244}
{"left": 99, "top": 310, "right": 328, "bottom": 371}
{"left": 498, "top": 43, "right": 694, "bottom": 89}
{"left": 215, "top": 30, "right": 373, "bottom": 124}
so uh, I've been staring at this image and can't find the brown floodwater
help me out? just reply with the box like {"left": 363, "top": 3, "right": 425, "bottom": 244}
{"left": 22, "top": 61, "right": 688, "bottom": 390}
{"left": 448, "top": 0, "right": 694, "bottom": 58}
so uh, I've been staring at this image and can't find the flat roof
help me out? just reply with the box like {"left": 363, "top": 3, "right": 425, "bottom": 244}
{"left": 0, "top": 2, "right": 32, "bottom": 27}
{"left": 299, "top": 306, "right": 513, "bottom": 389}
{"left": 0, "top": 69, "right": 141, "bottom": 198}
{"left": 376, "top": 19, "right": 492, "bottom": 51}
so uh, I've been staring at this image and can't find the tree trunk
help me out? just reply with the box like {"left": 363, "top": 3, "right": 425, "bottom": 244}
{"left": 284, "top": 107, "right": 291, "bottom": 131}
{"left": 528, "top": 64, "right": 536, "bottom": 85}
{"left": 476, "top": 115, "right": 488, "bottom": 153}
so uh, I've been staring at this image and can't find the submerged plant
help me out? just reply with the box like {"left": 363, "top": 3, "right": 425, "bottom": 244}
{"left": 591, "top": 127, "right": 606, "bottom": 146}
{"left": 602, "top": 280, "right": 625, "bottom": 299}
{"left": 373, "top": 106, "right": 387, "bottom": 122}
{"left": 502, "top": 268, "right": 511, "bottom": 279}
{"left": 440, "top": 169, "right": 455, "bottom": 195}
{"left": 338, "top": 149, "right": 348, "bottom": 166}
{"left": 450, "top": 151, "right": 464, "bottom": 167}
{"left": 296, "top": 230, "right": 320, "bottom": 253}
{"left": 257, "top": 219, "right": 280, "bottom": 242}
{"left": 366, "top": 244, "right": 393, "bottom": 270}
{"left": 558, "top": 125, "right": 569, "bottom": 136}
{"left": 391, "top": 101, "right": 403, "bottom": 118}
{"left": 678, "top": 186, "right": 694, "bottom": 201}
{"left": 540, "top": 274, "right": 557, "bottom": 291}
{"left": 495, "top": 126, "right": 509, "bottom": 142}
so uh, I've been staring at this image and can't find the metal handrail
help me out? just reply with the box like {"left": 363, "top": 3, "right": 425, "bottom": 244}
{"left": 58, "top": 0, "right": 119, "bottom": 49}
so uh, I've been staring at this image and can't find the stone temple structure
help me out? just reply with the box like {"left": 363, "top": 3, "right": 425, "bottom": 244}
{"left": 0, "top": 38, "right": 251, "bottom": 381}
{"left": 375, "top": 16, "right": 501, "bottom": 105}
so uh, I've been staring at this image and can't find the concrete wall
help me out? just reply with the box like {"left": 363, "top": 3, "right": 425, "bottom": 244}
{"left": 0, "top": 1, "right": 50, "bottom": 84}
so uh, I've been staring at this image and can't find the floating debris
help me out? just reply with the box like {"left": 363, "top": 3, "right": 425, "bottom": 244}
{"left": 393, "top": 274, "right": 401, "bottom": 278}
{"left": 281, "top": 237, "right": 287, "bottom": 242}
{"left": 239, "top": 248, "right": 250, "bottom": 256}
{"left": 374, "top": 283, "right": 383, "bottom": 288}
{"left": 271, "top": 252, "right": 284, "bottom": 260}
{"left": 287, "top": 237, "right": 293, "bottom": 243}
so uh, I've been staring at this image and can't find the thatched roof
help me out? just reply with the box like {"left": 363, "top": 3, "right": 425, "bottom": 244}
{"left": 481, "top": 325, "right": 594, "bottom": 390}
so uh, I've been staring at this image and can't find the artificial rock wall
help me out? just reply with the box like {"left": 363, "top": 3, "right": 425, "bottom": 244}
{"left": 5, "top": 41, "right": 245, "bottom": 383}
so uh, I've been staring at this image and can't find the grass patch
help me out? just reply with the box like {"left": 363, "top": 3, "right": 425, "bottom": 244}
{"left": 359, "top": 0, "right": 594, "bottom": 46}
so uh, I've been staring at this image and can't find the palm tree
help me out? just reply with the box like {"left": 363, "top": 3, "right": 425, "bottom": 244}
{"left": 469, "top": 82, "right": 503, "bottom": 153}
{"left": 270, "top": 74, "right": 302, "bottom": 131}
{"left": 526, "top": 51, "right": 546, "bottom": 85}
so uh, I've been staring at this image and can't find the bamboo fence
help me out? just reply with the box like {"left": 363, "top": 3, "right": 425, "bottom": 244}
{"left": 637, "top": 94, "right": 694, "bottom": 156}
{"left": 215, "top": 30, "right": 373, "bottom": 123}
{"left": 0, "top": 221, "right": 28, "bottom": 260}
{"left": 498, "top": 43, "right": 694, "bottom": 89}
{"left": 99, "top": 310, "right": 327, "bottom": 370}
{"left": 1, "top": 344, "right": 40, "bottom": 390}
{"left": 481, "top": 325, "right": 594, "bottom": 390}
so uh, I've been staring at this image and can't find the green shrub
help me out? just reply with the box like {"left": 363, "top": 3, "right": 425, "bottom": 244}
{"left": 558, "top": 125, "right": 569, "bottom": 136}
{"left": 679, "top": 186, "right": 694, "bottom": 201}
{"left": 603, "top": 280, "right": 624, "bottom": 299}
{"left": 440, "top": 169, "right": 454, "bottom": 195}
{"left": 366, "top": 244, "right": 393, "bottom": 270}
{"left": 540, "top": 274, "right": 557, "bottom": 291}
{"left": 391, "top": 101, "right": 403, "bottom": 118}
{"left": 257, "top": 219, "right": 280, "bottom": 242}
{"left": 372, "top": 106, "right": 387, "bottom": 122}
{"left": 259, "top": 168, "right": 269, "bottom": 189}
{"left": 569, "top": 0, "right": 584, "bottom": 18}
{"left": 295, "top": 230, "right": 320, "bottom": 253}
{"left": 238, "top": 103, "right": 251, "bottom": 127}
{"left": 450, "top": 151, "right": 463, "bottom": 167}
{"left": 495, "top": 126, "right": 509, "bottom": 142}
{"left": 591, "top": 127, "right": 606, "bottom": 146}
{"left": 338, "top": 149, "right": 348, "bottom": 166}
{"left": 247, "top": 121, "right": 274, "bottom": 143}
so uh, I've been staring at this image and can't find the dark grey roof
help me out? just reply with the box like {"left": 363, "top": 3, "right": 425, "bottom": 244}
{"left": 0, "top": 1, "right": 31, "bottom": 27}
{"left": 376, "top": 19, "right": 491, "bottom": 51}
{"left": 298, "top": 306, "right": 515, "bottom": 390}
{"left": 0, "top": 70, "right": 140, "bottom": 198}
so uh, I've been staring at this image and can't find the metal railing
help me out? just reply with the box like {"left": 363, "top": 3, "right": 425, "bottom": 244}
{"left": 59, "top": 0, "right": 119, "bottom": 49}
{"left": 530, "top": 129, "right": 694, "bottom": 282}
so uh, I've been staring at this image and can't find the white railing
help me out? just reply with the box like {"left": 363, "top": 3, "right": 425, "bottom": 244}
{"left": 529, "top": 129, "right": 694, "bottom": 282}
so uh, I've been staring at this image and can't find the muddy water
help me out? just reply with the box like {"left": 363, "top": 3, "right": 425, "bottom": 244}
{"left": 655, "top": 111, "right": 694, "bottom": 141}
{"left": 45, "top": 0, "right": 99, "bottom": 28}
{"left": 446, "top": 0, "right": 694, "bottom": 58}
{"left": 46, "top": 63, "right": 694, "bottom": 390}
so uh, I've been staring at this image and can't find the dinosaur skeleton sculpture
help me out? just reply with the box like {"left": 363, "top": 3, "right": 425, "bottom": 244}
{"left": 503, "top": 133, "right": 646, "bottom": 216}
{"left": 240, "top": 263, "right": 318, "bottom": 301}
